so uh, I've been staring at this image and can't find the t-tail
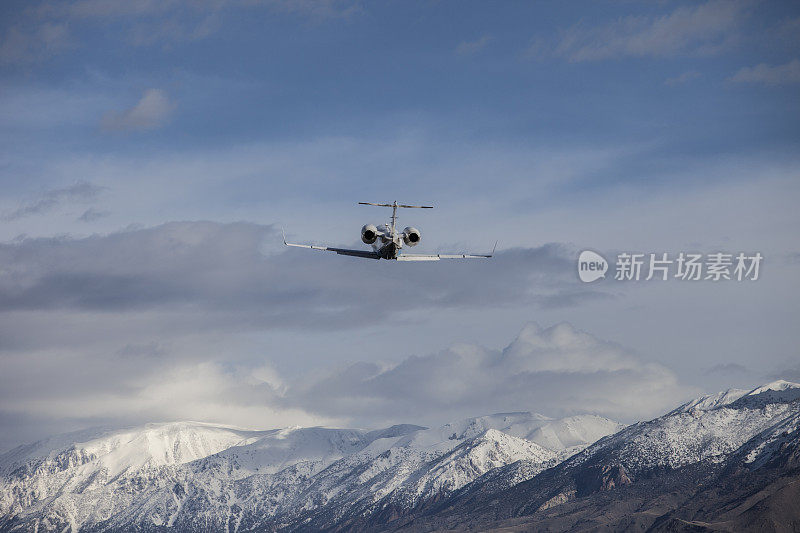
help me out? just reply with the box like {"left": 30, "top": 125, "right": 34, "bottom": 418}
{"left": 358, "top": 201, "right": 433, "bottom": 234}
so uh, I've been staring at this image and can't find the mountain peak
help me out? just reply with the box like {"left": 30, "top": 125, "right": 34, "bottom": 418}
{"left": 671, "top": 380, "right": 800, "bottom": 416}
{"left": 670, "top": 387, "right": 749, "bottom": 414}
{"left": 729, "top": 379, "right": 800, "bottom": 408}
{"left": 748, "top": 379, "right": 800, "bottom": 395}
{"left": 2, "top": 383, "right": 796, "bottom": 532}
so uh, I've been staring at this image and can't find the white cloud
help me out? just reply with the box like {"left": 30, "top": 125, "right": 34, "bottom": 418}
{"left": 0, "top": 320, "right": 694, "bottom": 453}
{"left": 665, "top": 70, "right": 701, "bottom": 86}
{"left": 2, "top": 358, "right": 334, "bottom": 434}
{"left": 2, "top": 181, "right": 106, "bottom": 221}
{"left": 0, "top": 221, "right": 593, "bottom": 333}
{"left": 77, "top": 208, "right": 111, "bottom": 222}
{"left": 456, "top": 35, "right": 491, "bottom": 55}
{"left": 0, "top": 22, "right": 71, "bottom": 65}
{"left": 540, "top": 0, "right": 749, "bottom": 62}
{"left": 25, "top": 0, "right": 360, "bottom": 50}
{"left": 45, "top": 0, "right": 360, "bottom": 20}
{"left": 288, "top": 322, "right": 694, "bottom": 425}
{"left": 101, "top": 89, "right": 174, "bottom": 131}
{"left": 729, "top": 59, "right": 800, "bottom": 86}
{"left": 0, "top": 219, "right": 686, "bottom": 448}
{"left": 127, "top": 13, "right": 221, "bottom": 46}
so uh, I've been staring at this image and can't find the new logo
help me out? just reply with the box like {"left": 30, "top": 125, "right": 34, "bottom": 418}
{"left": 578, "top": 250, "right": 608, "bottom": 283}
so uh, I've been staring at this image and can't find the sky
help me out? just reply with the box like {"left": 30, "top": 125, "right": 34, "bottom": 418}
{"left": 0, "top": 0, "right": 799, "bottom": 451}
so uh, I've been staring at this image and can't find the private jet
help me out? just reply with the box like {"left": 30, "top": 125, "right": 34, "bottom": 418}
{"left": 283, "top": 202, "right": 495, "bottom": 261}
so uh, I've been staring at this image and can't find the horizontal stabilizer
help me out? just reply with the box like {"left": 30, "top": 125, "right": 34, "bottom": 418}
{"left": 359, "top": 202, "right": 433, "bottom": 209}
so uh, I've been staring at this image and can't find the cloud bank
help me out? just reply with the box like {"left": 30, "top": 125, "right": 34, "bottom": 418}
{"left": 0, "top": 22, "right": 71, "bottom": 65}
{"left": 538, "top": 0, "right": 749, "bottom": 62}
{"left": 287, "top": 322, "right": 692, "bottom": 425}
{"left": 0, "top": 320, "right": 692, "bottom": 452}
{"left": 101, "top": 89, "right": 173, "bottom": 131}
{"left": 0, "top": 220, "right": 678, "bottom": 450}
{"left": 2, "top": 181, "right": 106, "bottom": 221}
{"left": 729, "top": 59, "right": 800, "bottom": 86}
{"left": 456, "top": 35, "right": 491, "bottom": 55}
{"left": 0, "top": 221, "right": 600, "bottom": 332}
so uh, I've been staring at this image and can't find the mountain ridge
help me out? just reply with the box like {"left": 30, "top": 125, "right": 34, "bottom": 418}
{"left": 388, "top": 380, "right": 800, "bottom": 532}
{"left": 1, "top": 381, "right": 798, "bottom": 532}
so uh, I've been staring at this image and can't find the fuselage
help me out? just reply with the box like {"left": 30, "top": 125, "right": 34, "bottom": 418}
{"left": 373, "top": 224, "right": 403, "bottom": 259}
{"left": 360, "top": 203, "right": 422, "bottom": 260}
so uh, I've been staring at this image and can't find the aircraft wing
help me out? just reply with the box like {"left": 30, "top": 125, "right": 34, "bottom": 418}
{"left": 283, "top": 232, "right": 380, "bottom": 259}
{"left": 397, "top": 242, "right": 497, "bottom": 261}
{"left": 396, "top": 253, "right": 492, "bottom": 261}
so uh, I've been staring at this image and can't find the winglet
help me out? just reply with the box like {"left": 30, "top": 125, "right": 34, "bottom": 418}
{"left": 491, "top": 240, "right": 498, "bottom": 256}
{"left": 281, "top": 227, "right": 287, "bottom": 246}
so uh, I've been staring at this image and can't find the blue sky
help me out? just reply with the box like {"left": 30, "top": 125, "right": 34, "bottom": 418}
{"left": 1, "top": 0, "right": 799, "bottom": 451}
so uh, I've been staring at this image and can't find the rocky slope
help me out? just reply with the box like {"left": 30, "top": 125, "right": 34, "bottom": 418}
{"left": 391, "top": 380, "right": 800, "bottom": 532}
{"left": 0, "top": 413, "right": 619, "bottom": 532}
{"left": 2, "top": 381, "right": 797, "bottom": 532}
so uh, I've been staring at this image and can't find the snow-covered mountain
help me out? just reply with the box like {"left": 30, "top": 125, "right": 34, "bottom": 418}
{"left": 569, "top": 380, "right": 800, "bottom": 475}
{"left": 0, "top": 412, "right": 618, "bottom": 532}
{"left": 402, "top": 380, "right": 800, "bottom": 532}
{"left": 1, "top": 381, "right": 797, "bottom": 532}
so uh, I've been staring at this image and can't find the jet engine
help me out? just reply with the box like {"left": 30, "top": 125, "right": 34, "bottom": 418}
{"left": 402, "top": 227, "right": 421, "bottom": 246}
{"left": 361, "top": 224, "right": 378, "bottom": 244}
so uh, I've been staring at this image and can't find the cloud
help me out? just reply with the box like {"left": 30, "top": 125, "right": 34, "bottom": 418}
{"left": 0, "top": 221, "right": 600, "bottom": 331}
{"left": 0, "top": 321, "right": 692, "bottom": 452}
{"left": 770, "top": 365, "right": 800, "bottom": 383}
{"left": 19, "top": 0, "right": 360, "bottom": 52}
{"left": 665, "top": 70, "right": 701, "bottom": 86}
{"left": 116, "top": 341, "right": 166, "bottom": 359}
{"left": 0, "top": 220, "right": 611, "bottom": 450}
{"left": 775, "top": 17, "right": 800, "bottom": 46}
{"left": 31, "top": 0, "right": 228, "bottom": 48}
{"left": 704, "top": 362, "right": 749, "bottom": 376}
{"left": 0, "top": 356, "right": 335, "bottom": 450}
{"left": 77, "top": 208, "right": 111, "bottom": 222}
{"left": 101, "top": 89, "right": 174, "bottom": 131}
{"left": 539, "top": 0, "right": 749, "bottom": 62}
{"left": 286, "top": 322, "right": 693, "bottom": 424}
{"left": 0, "top": 22, "right": 71, "bottom": 65}
{"left": 38, "top": 0, "right": 184, "bottom": 19}
{"left": 456, "top": 35, "right": 491, "bottom": 55}
{"left": 729, "top": 59, "right": 800, "bottom": 86}
{"left": 41, "top": 0, "right": 359, "bottom": 20}
{"left": 2, "top": 181, "right": 106, "bottom": 221}
{"left": 126, "top": 13, "right": 221, "bottom": 46}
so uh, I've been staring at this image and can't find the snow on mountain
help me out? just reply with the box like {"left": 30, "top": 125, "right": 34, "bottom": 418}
{"left": 405, "top": 382, "right": 800, "bottom": 533}
{"left": 2, "top": 382, "right": 796, "bottom": 532}
{"left": 731, "top": 379, "right": 800, "bottom": 407}
{"left": 408, "top": 429, "right": 554, "bottom": 497}
{"left": 525, "top": 415, "right": 625, "bottom": 452}
{"left": 209, "top": 426, "right": 382, "bottom": 476}
{"left": 437, "top": 412, "right": 550, "bottom": 441}
{"left": 293, "top": 426, "right": 557, "bottom": 520}
{"left": 0, "top": 412, "right": 619, "bottom": 532}
{"left": 571, "top": 380, "right": 800, "bottom": 476}
{"left": 668, "top": 387, "right": 749, "bottom": 414}
{"left": 14, "top": 379, "right": 796, "bottom": 533}
{"left": 0, "top": 422, "right": 276, "bottom": 529}
{"left": 0, "top": 422, "right": 268, "bottom": 478}
{"left": 429, "top": 412, "right": 624, "bottom": 453}
{"left": 669, "top": 380, "right": 800, "bottom": 417}
{"left": 742, "top": 408, "right": 800, "bottom": 468}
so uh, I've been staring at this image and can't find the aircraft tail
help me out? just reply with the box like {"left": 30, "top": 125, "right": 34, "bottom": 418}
{"left": 359, "top": 201, "right": 433, "bottom": 233}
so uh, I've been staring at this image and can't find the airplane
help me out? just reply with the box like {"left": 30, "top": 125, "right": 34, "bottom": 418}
{"left": 283, "top": 201, "right": 496, "bottom": 261}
